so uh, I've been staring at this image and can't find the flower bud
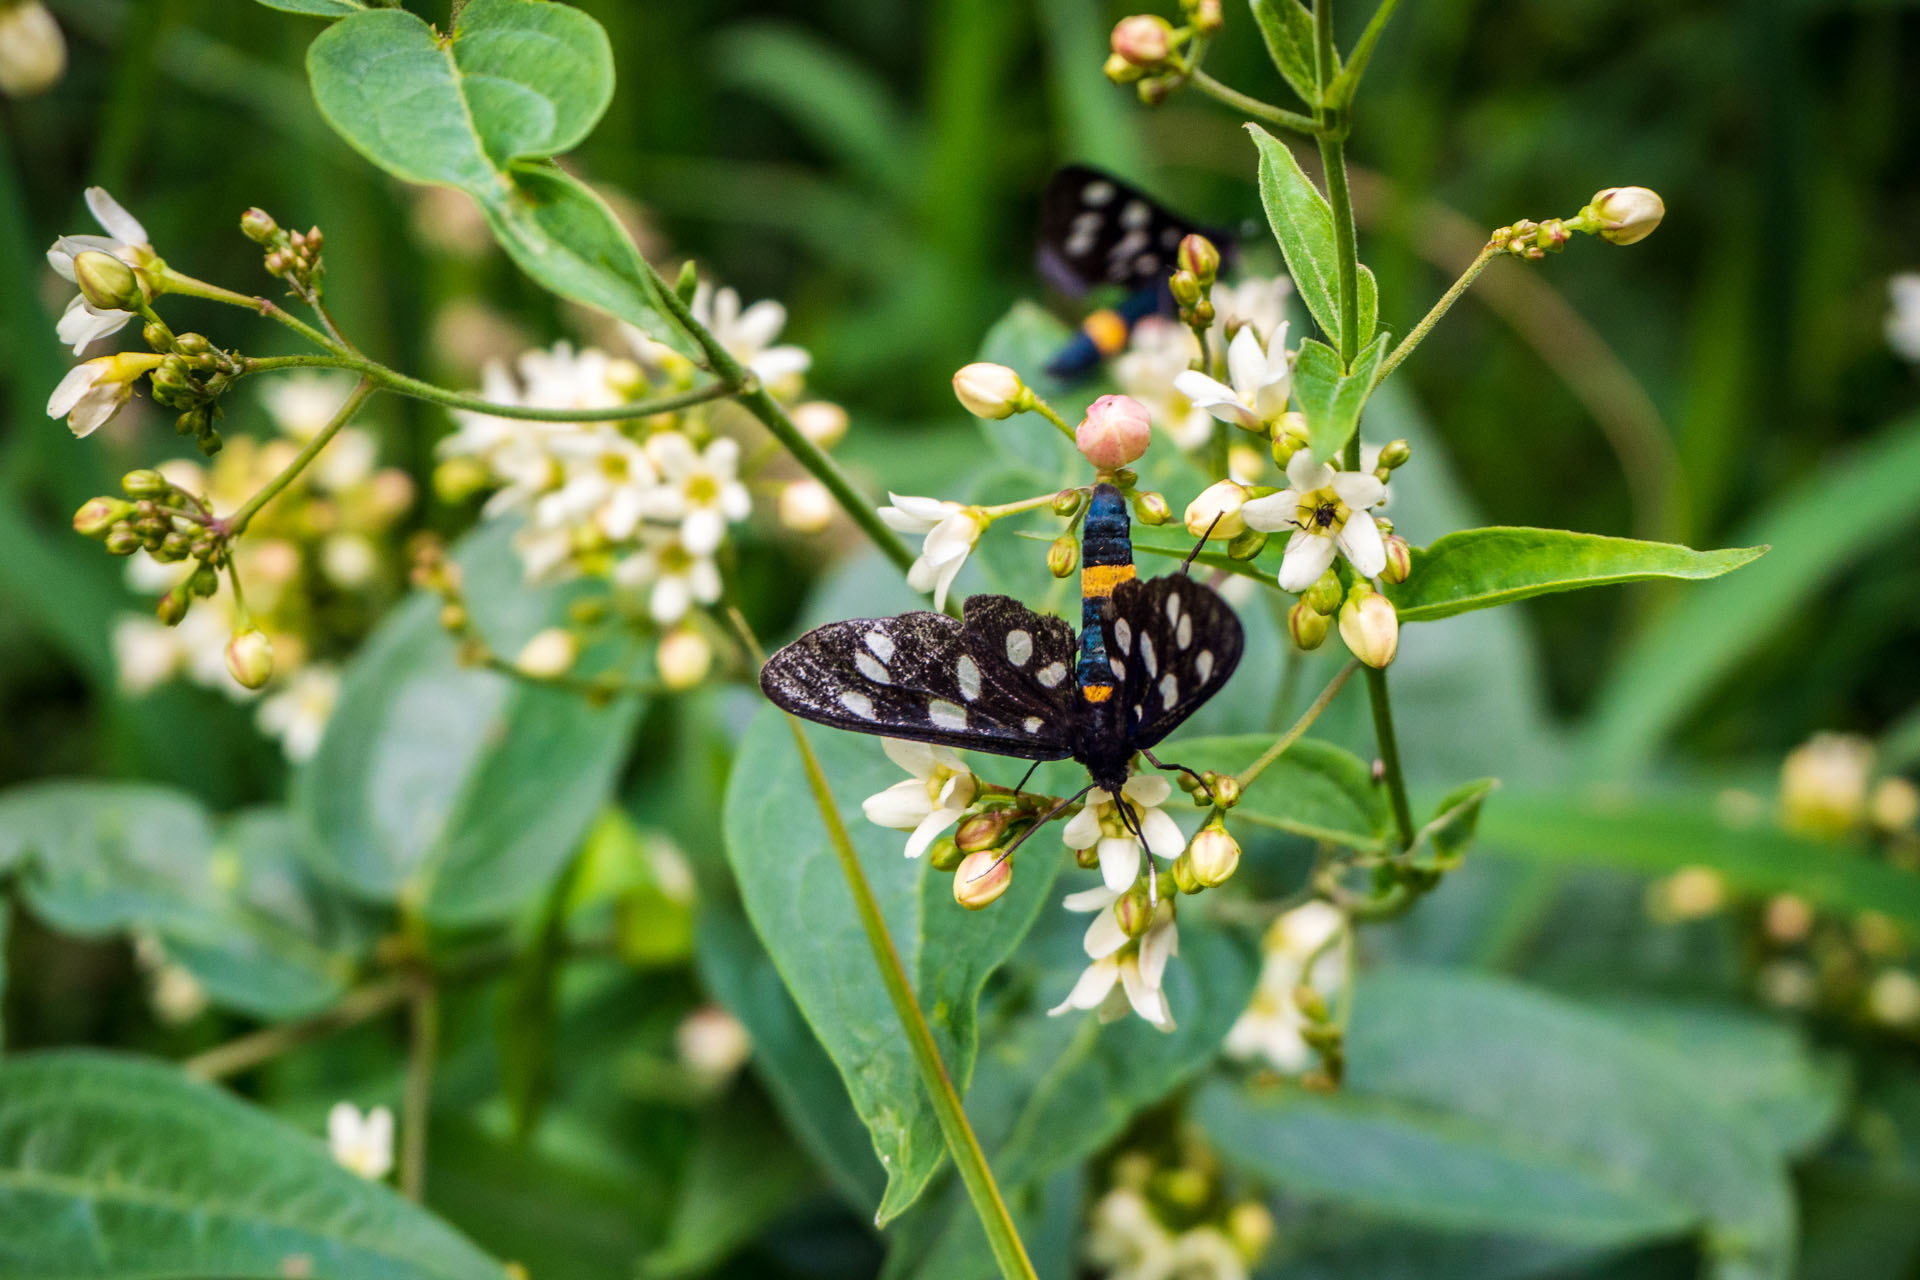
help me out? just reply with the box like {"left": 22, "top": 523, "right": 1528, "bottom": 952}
{"left": 1047, "top": 534, "right": 1079, "bottom": 578}
{"left": 121, "top": 468, "right": 169, "bottom": 498}
{"left": 1184, "top": 479, "right": 1248, "bottom": 540}
{"left": 1178, "top": 234, "right": 1220, "bottom": 285}
{"left": 1226, "top": 528, "right": 1268, "bottom": 561}
{"left": 104, "top": 526, "right": 142, "bottom": 555}
{"left": 1050, "top": 488, "right": 1083, "bottom": 518}
{"left": 72, "top": 496, "right": 131, "bottom": 537}
{"left": 1380, "top": 534, "right": 1412, "bottom": 585}
{"left": 190, "top": 564, "right": 219, "bottom": 597}
{"left": 1134, "top": 490, "right": 1171, "bottom": 526}
{"left": 1288, "top": 600, "right": 1329, "bottom": 650}
{"left": 778, "top": 479, "right": 835, "bottom": 533}
{"left": 1103, "top": 51, "right": 1145, "bottom": 84}
{"left": 73, "top": 251, "right": 141, "bottom": 311}
{"left": 955, "top": 808, "right": 1013, "bottom": 853}
{"left": 1377, "top": 438, "right": 1411, "bottom": 470}
{"left": 0, "top": 2, "right": 66, "bottom": 97}
{"left": 1115, "top": 882, "right": 1155, "bottom": 938}
{"left": 791, "top": 400, "right": 848, "bottom": 449}
{"left": 953, "top": 850, "right": 1012, "bottom": 909}
{"left": 1269, "top": 413, "right": 1308, "bottom": 467}
{"left": 1209, "top": 774, "right": 1241, "bottom": 808}
{"left": 1303, "top": 570, "right": 1343, "bottom": 616}
{"left": 952, "top": 362, "right": 1027, "bottom": 419}
{"left": 1192, "top": 0, "right": 1224, "bottom": 35}
{"left": 1171, "top": 853, "right": 1205, "bottom": 895}
{"left": 1074, "top": 844, "right": 1100, "bottom": 871}
{"left": 240, "top": 207, "right": 279, "bottom": 244}
{"left": 1077, "top": 394, "right": 1153, "bottom": 469}
{"left": 1169, "top": 270, "right": 1202, "bottom": 308}
{"left": 1338, "top": 587, "right": 1399, "bottom": 668}
{"left": 155, "top": 589, "right": 189, "bottom": 627}
{"left": 514, "top": 627, "right": 578, "bottom": 679}
{"left": 1187, "top": 820, "right": 1241, "bottom": 887}
{"left": 225, "top": 627, "right": 274, "bottom": 689}
{"left": 657, "top": 627, "right": 713, "bottom": 690}
{"left": 1587, "top": 186, "right": 1664, "bottom": 245}
{"left": 928, "top": 836, "right": 964, "bottom": 872}
{"left": 1227, "top": 1201, "right": 1275, "bottom": 1262}
{"left": 1110, "top": 14, "right": 1173, "bottom": 66}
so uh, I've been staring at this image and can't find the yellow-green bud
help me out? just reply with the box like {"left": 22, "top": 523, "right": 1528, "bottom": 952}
{"left": 1134, "top": 490, "right": 1171, "bottom": 526}
{"left": 1304, "top": 570, "right": 1343, "bottom": 616}
{"left": 657, "top": 627, "right": 714, "bottom": 691}
{"left": 673, "top": 259, "right": 699, "bottom": 303}
{"left": 1103, "top": 51, "right": 1145, "bottom": 84}
{"left": 1227, "top": 1201, "right": 1276, "bottom": 1263}
{"left": 1380, "top": 534, "right": 1412, "bottom": 585}
{"left": 438, "top": 602, "right": 469, "bottom": 632}
{"left": 1289, "top": 600, "right": 1330, "bottom": 650}
{"left": 952, "top": 362, "right": 1027, "bottom": 419}
{"left": 1169, "top": 269, "right": 1202, "bottom": 308}
{"left": 1269, "top": 413, "right": 1309, "bottom": 467}
{"left": 928, "top": 836, "right": 965, "bottom": 872}
{"left": 104, "top": 527, "right": 142, "bottom": 555}
{"left": 74, "top": 251, "right": 141, "bottom": 311}
{"left": 225, "top": 627, "right": 273, "bottom": 688}
{"left": 514, "top": 627, "right": 578, "bottom": 678}
{"left": 1115, "top": 883, "right": 1155, "bottom": 938}
{"left": 1178, "top": 234, "right": 1220, "bottom": 285}
{"left": 956, "top": 809, "right": 1013, "bottom": 853}
{"left": 73, "top": 496, "right": 131, "bottom": 537}
{"left": 1171, "top": 853, "right": 1205, "bottom": 895}
{"left": 190, "top": 564, "right": 219, "bottom": 598}
{"left": 240, "top": 207, "right": 279, "bottom": 244}
{"left": 154, "top": 590, "right": 189, "bottom": 627}
{"left": 1587, "top": 186, "right": 1665, "bottom": 246}
{"left": 173, "top": 332, "right": 211, "bottom": 358}
{"left": 1377, "top": 438, "right": 1411, "bottom": 470}
{"left": 1048, "top": 535, "right": 1079, "bottom": 578}
{"left": 953, "top": 850, "right": 1012, "bottom": 909}
{"left": 121, "top": 469, "right": 168, "bottom": 498}
{"left": 1210, "top": 774, "right": 1241, "bottom": 808}
{"left": 1187, "top": 820, "right": 1241, "bottom": 887}
{"left": 1185, "top": 479, "right": 1248, "bottom": 540}
{"left": 1338, "top": 586, "right": 1399, "bottom": 668}
{"left": 1051, "top": 488, "right": 1084, "bottom": 517}
{"left": 1227, "top": 528, "right": 1268, "bottom": 561}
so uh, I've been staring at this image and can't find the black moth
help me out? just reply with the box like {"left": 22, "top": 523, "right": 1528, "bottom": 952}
{"left": 759, "top": 484, "right": 1244, "bottom": 819}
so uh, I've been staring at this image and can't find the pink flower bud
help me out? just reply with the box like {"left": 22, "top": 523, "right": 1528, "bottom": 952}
{"left": 1078, "top": 394, "right": 1152, "bottom": 470}
{"left": 953, "top": 850, "right": 1012, "bottom": 909}
{"left": 1338, "top": 588, "right": 1399, "bottom": 668}
{"left": 1110, "top": 14, "right": 1173, "bottom": 66}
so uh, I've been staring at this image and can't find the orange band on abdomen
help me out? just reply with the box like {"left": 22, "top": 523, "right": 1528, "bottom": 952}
{"left": 1081, "top": 562, "right": 1136, "bottom": 598}
{"left": 1080, "top": 683, "right": 1114, "bottom": 703}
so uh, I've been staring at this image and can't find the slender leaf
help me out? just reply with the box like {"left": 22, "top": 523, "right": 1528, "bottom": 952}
{"left": 1294, "top": 332, "right": 1390, "bottom": 462}
{"left": 1248, "top": 124, "right": 1377, "bottom": 350}
{"left": 0, "top": 1052, "right": 509, "bottom": 1279}
{"left": 722, "top": 707, "right": 1063, "bottom": 1223}
{"left": 1386, "top": 527, "right": 1766, "bottom": 622}
{"left": 1176, "top": 735, "right": 1388, "bottom": 848}
{"left": 1249, "top": 0, "right": 1324, "bottom": 105}
{"left": 254, "top": 0, "right": 362, "bottom": 15}
{"left": 1427, "top": 777, "right": 1497, "bottom": 862}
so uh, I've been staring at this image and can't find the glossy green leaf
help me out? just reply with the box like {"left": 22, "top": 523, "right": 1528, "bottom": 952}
{"left": 722, "top": 707, "right": 1063, "bottom": 1223}
{"left": 306, "top": 0, "right": 686, "bottom": 349}
{"left": 1248, "top": 0, "right": 1324, "bottom": 105}
{"left": 1385, "top": 527, "right": 1766, "bottom": 622}
{"left": 0, "top": 1051, "right": 509, "bottom": 1279}
{"left": 1294, "top": 331, "right": 1390, "bottom": 462}
{"left": 1478, "top": 788, "right": 1920, "bottom": 933}
{"left": 1176, "top": 735, "right": 1388, "bottom": 848}
{"left": 254, "top": 0, "right": 362, "bottom": 15}
{"left": 1248, "top": 124, "right": 1377, "bottom": 350}
{"left": 0, "top": 785, "right": 356, "bottom": 1019}
{"left": 293, "top": 521, "right": 646, "bottom": 926}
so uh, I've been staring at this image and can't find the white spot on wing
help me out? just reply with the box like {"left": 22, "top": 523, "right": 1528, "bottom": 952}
{"left": 1114, "top": 619, "right": 1133, "bottom": 653}
{"left": 1141, "top": 633, "right": 1157, "bottom": 676}
{"left": 1036, "top": 661, "right": 1066, "bottom": 688}
{"left": 1195, "top": 650, "right": 1214, "bottom": 682}
{"left": 865, "top": 631, "right": 895, "bottom": 662}
{"left": 1166, "top": 593, "right": 1181, "bottom": 622}
{"left": 956, "top": 655, "right": 982, "bottom": 701}
{"left": 1120, "top": 199, "right": 1150, "bottom": 228}
{"left": 855, "top": 652, "right": 891, "bottom": 684}
{"left": 1006, "top": 630, "right": 1033, "bottom": 666}
{"left": 1111, "top": 657, "right": 1126, "bottom": 679}
{"left": 1084, "top": 180, "right": 1116, "bottom": 206}
{"left": 1023, "top": 716, "right": 1043, "bottom": 734}
{"left": 929, "top": 699, "right": 967, "bottom": 731}
{"left": 839, "top": 691, "right": 876, "bottom": 720}
{"left": 1160, "top": 672, "right": 1179, "bottom": 709}
{"left": 1176, "top": 614, "right": 1192, "bottom": 649}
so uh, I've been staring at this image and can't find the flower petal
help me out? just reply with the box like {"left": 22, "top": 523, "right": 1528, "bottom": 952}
{"left": 1061, "top": 804, "right": 1103, "bottom": 849}
{"left": 1048, "top": 956, "right": 1120, "bottom": 1015}
{"left": 1083, "top": 907, "right": 1129, "bottom": 959}
{"left": 904, "top": 806, "right": 958, "bottom": 858}
{"left": 881, "top": 736, "right": 937, "bottom": 778}
{"left": 1138, "top": 806, "right": 1187, "bottom": 860}
{"left": 1225, "top": 325, "right": 1267, "bottom": 402}
{"left": 47, "top": 361, "right": 100, "bottom": 419}
{"left": 1239, "top": 490, "right": 1300, "bottom": 533}
{"left": 1332, "top": 471, "right": 1385, "bottom": 511}
{"left": 1118, "top": 955, "right": 1174, "bottom": 1030}
{"left": 1285, "top": 449, "right": 1333, "bottom": 492}
{"left": 1337, "top": 510, "right": 1387, "bottom": 578}
{"left": 863, "top": 778, "right": 932, "bottom": 830}
{"left": 1062, "top": 885, "right": 1120, "bottom": 913}
{"left": 1277, "top": 529, "right": 1338, "bottom": 592}
{"left": 1098, "top": 835, "right": 1140, "bottom": 892}
{"left": 85, "top": 186, "right": 148, "bottom": 246}
{"left": 1124, "top": 773, "right": 1173, "bottom": 807}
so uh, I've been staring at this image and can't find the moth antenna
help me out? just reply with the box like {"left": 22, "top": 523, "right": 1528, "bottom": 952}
{"left": 1010, "top": 759, "right": 1043, "bottom": 799}
{"left": 1141, "top": 746, "right": 1213, "bottom": 803}
{"left": 971, "top": 783, "right": 1096, "bottom": 880}
{"left": 1112, "top": 799, "right": 1157, "bottom": 909}
{"left": 1180, "top": 514, "right": 1223, "bottom": 576}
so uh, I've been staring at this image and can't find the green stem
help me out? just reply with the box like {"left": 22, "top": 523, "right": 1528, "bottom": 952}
{"left": 183, "top": 973, "right": 414, "bottom": 1081}
{"left": 785, "top": 713, "right": 1036, "bottom": 1278}
{"left": 1187, "top": 68, "right": 1323, "bottom": 137}
{"left": 400, "top": 976, "right": 438, "bottom": 1202}
{"left": 1365, "top": 665, "right": 1416, "bottom": 848}
{"left": 1370, "top": 241, "right": 1499, "bottom": 389}
{"left": 1328, "top": 0, "right": 1404, "bottom": 107}
{"left": 644, "top": 261, "right": 917, "bottom": 574}
{"left": 241, "top": 353, "right": 733, "bottom": 424}
{"left": 1024, "top": 394, "right": 1079, "bottom": 443}
{"left": 160, "top": 270, "right": 346, "bottom": 356}
{"left": 1237, "top": 660, "right": 1359, "bottom": 790}
{"left": 225, "top": 378, "right": 372, "bottom": 536}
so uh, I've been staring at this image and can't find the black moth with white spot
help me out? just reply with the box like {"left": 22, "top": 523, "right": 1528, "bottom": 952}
{"left": 759, "top": 577, "right": 1243, "bottom": 798}
{"left": 1037, "top": 164, "right": 1232, "bottom": 299}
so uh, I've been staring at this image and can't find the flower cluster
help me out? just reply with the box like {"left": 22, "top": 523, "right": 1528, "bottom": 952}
{"left": 1224, "top": 901, "right": 1347, "bottom": 1078}
{"left": 1081, "top": 1145, "right": 1272, "bottom": 1280}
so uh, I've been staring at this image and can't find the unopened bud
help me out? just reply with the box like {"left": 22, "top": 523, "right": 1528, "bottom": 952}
{"left": 73, "top": 251, "right": 141, "bottom": 311}
{"left": 1226, "top": 528, "right": 1268, "bottom": 561}
{"left": 240, "top": 207, "right": 279, "bottom": 244}
{"left": 225, "top": 627, "right": 273, "bottom": 688}
{"left": 1074, "top": 844, "right": 1100, "bottom": 870}
{"left": 1377, "top": 438, "right": 1411, "bottom": 470}
{"left": 104, "top": 527, "right": 142, "bottom": 555}
{"left": 1177, "top": 234, "right": 1220, "bottom": 284}
{"left": 923, "top": 836, "right": 963, "bottom": 872}
{"left": 1050, "top": 488, "right": 1084, "bottom": 517}
{"left": 1134, "top": 490, "right": 1171, "bottom": 526}
{"left": 155, "top": 589, "right": 189, "bottom": 627}
{"left": 190, "top": 564, "right": 219, "bottom": 597}
{"left": 1110, "top": 14, "right": 1173, "bottom": 65}
{"left": 142, "top": 322, "right": 170, "bottom": 350}
{"left": 1115, "top": 882, "right": 1155, "bottom": 938}
{"left": 1185, "top": 479, "right": 1248, "bottom": 540}
{"left": 1187, "top": 820, "right": 1242, "bottom": 887}
{"left": 1269, "top": 413, "right": 1308, "bottom": 466}
{"left": 956, "top": 809, "right": 1014, "bottom": 853}
{"left": 778, "top": 479, "right": 835, "bottom": 534}
{"left": 514, "top": 627, "right": 578, "bottom": 679}
{"left": 1171, "top": 853, "right": 1204, "bottom": 895}
{"left": 1338, "top": 587, "right": 1399, "bottom": 668}
{"left": 953, "top": 850, "right": 1012, "bottom": 909}
{"left": 1077, "top": 393, "right": 1153, "bottom": 469}
{"left": 1209, "top": 774, "right": 1241, "bottom": 808}
{"left": 657, "top": 627, "right": 713, "bottom": 690}
{"left": 1227, "top": 1201, "right": 1275, "bottom": 1262}
{"left": 1048, "top": 535, "right": 1079, "bottom": 578}
{"left": 1586, "top": 186, "right": 1664, "bottom": 246}
{"left": 1169, "top": 270, "right": 1202, "bottom": 308}
{"left": 1304, "top": 570, "right": 1343, "bottom": 616}
{"left": 73, "top": 496, "right": 131, "bottom": 537}
{"left": 1288, "top": 600, "right": 1329, "bottom": 650}
{"left": 673, "top": 259, "right": 699, "bottom": 303}
{"left": 1103, "top": 51, "right": 1145, "bottom": 84}
{"left": 790, "top": 400, "right": 849, "bottom": 449}
{"left": 121, "top": 468, "right": 168, "bottom": 498}
{"left": 952, "top": 362, "right": 1027, "bottom": 419}
{"left": 1137, "top": 74, "right": 1175, "bottom": 107}
{"left": 1380, "top": 535, "right": 1412, "bottom": 584}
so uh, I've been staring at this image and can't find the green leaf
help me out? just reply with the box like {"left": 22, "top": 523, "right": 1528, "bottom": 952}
{"left": 1248, "top": 124, "right": 1377, "bottom": 350}
{"left": 1582, "top": 408, "right": 1920, "bottom": 774}
{"left": 1478, "top": 788, "right": 1920, "bottom": 934}
{"left": 1425, "top": 777, "right": 1497, "bottom": 863}
{"left": 721, "top": 707, "right": 1063, "bottom": 1223}
{"left": 1294, "top": 332, "right": 1390, "bottom": 462}
{"left": 1248, "top": 0, "right": 1325, "bottom": 105}
{"left": 0, "top": 1051, "right": 509, "bottom": 1279}
{"left": 1385, "top": 527, "right": 1766, "bottom": 622}
{"left": 254, "top": 0, "right": 363, "bottom": 15}
{"left": 497, "top": 854, "right": 580, "bottom": 1143}
{"left": 292, "top": 521, "right": 646, "bottom": 926}
{"left": 305, "top": 0, "right": 686, "bottom": 350}
{"left": 1175, "top": 735, "right": 1388, "bottom": 848}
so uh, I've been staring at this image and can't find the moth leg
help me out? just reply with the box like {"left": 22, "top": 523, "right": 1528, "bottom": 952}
{"left": 1140, "top": 746, "right": 1214, "bottom": 804}
{"left": 969, "top": 783, "right": 1095, "bottom": 882}
{"left": 1180, "top": 514, "right": 1223, "bottom": 575}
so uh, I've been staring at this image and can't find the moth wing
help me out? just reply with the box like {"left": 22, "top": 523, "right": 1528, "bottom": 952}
{"left": 759, "top": 595, "right": 1078, "bottom": 761}
{"left": 1102, "top": 575, "right": 1244, "bottom": 752}
{"left": 1038, "top": 165, "right": 1200, "bottom": 295}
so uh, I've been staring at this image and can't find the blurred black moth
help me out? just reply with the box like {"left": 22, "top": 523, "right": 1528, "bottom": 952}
{"left": 1037, "top": 165, "right": 1236, "bottom": 380}
{"left": 760, "top": 483, "right": 1244, "bottom": 859}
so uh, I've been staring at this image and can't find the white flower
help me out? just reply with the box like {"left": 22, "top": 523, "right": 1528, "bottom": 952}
{"left": 327, "top": 1103, "right": 394, "bottom": 1181}
{"left": 676, "top": 1005, "right": 752, "bottom": 1083}
{"left": 641, "top": 432, "right": 751, "bottom": 554}
{"left": 1085, "top": 1186, "right": 1176, "bottom": 1276}
{"left": 1048, "top": 885, "right": 1179, "bottom": 1031}
{"left": 46, "top": 351, "right": 160, "bottom": 437}
{"left": 879, "top": 493, "right": 983, "bottom": 612}
{"left": 691, "top": 283, "right": 811, "bottom": 389}
{"left": 1211, "top": 274, "right": 1293, "bottom": 343}
{"left": 1224, "top": 901, "right": 1345, "bottom": 1072}
{"left": 1172, "top": 322, "right": 1293, "bottom": 433}
{"left": 263, "top": 372, "right": 356, "bottom": 442}
{"left": 1888, "top": 274, "right": 1920, "bottom": 363}
{"left": 1240, "top": 449, "right": 1387, "bottom": 590}
{"left": 1113, "top": 318, "right": 1213, "bottom": 449}
{"left": 1061, "top": 772, "right": 1187, "bottom": 893}
{"left": 528, "top": 427, "right": 658, "bottom": 545}
{"left": 0, "top": 1, "right": 66, "bottom": 98}
{"left": 862, "top": 738, "right": 978, "bottom": 858}
{"left": 255, "top": 665, "right": 341, "bottom": 763}
{"left": 47, "top": 187, "right": 152, "bottom": 353}
{"left": 613, "top": 532, "right": 721, "bottom": 625}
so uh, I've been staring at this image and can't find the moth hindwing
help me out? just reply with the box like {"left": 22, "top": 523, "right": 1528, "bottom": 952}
{"left": 758, "top": 595, "right": 1079, "bottom": 761}
{"left": 1038, "top": 164, "right": 1208, "bottom": 297}
{"left": 1102, "top": 574, "right": 1245, "bottom": 752}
